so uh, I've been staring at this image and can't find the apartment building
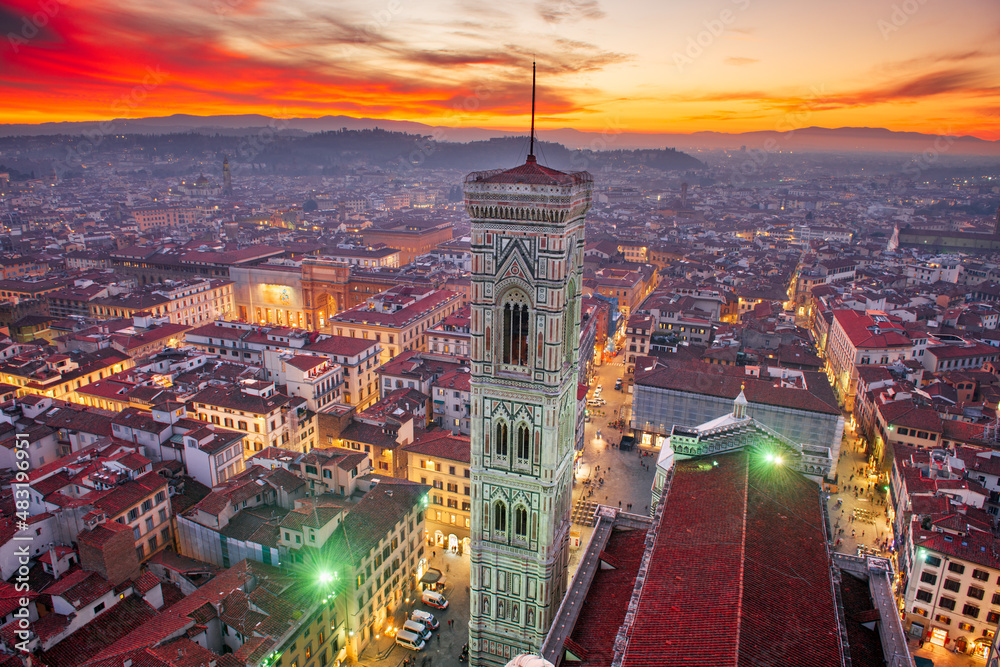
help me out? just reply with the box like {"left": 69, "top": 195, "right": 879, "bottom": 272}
{"left": 191, "top": 380, "right": 315, "bottom": 454}
{"left": 427, "top": 305, "right": 471, "bottom": 358}
{"left": 431, "top": 368, "right": 471, "bottom": 434}
{"left": 329, "top": 285, "right": 463, "bottom": 364}
{"left": 904, "top": 532, "right": 1000, "bottom": 656}
{"left": 825, "top": 309, "right": 915, "bottom": 411}
{"left": 90, "top": 278, "right": 235, "bottom": 327}
{"left": 131, "top": 205, "right": 205, "bottom": 232}
{"left": 403, "top": 430, "right": 472, "bottom": 552}
{"left": 186, "top": 321, "right": 382, "bottom": 409}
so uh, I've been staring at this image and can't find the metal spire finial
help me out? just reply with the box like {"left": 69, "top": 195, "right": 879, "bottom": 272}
{"left": 528, "top": 61, "right": 536, "bottom": 161}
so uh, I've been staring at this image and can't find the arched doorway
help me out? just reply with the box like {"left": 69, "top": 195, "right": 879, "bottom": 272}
{"left": 434, "top": 530, "right": 445, "bottom": 546}
{"left": 448, "top": 534, "right": 458, "bottom": 553}
{"left": 462, "top": 537, "right": 471, "bottom": 555}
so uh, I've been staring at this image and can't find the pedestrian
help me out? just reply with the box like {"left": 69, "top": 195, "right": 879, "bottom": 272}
{"left": 437, "top": 634, "right": 441, "bottom": 645}
{"left": 446, "top": 563, "right": 450, "bottom": 573}
{"left": 432, "top": 550, "right": 436, "bottom": 559}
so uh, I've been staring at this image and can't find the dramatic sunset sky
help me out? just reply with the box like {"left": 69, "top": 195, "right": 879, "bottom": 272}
{"left": 1, "top": 0, "right": 999, "bottom": 138}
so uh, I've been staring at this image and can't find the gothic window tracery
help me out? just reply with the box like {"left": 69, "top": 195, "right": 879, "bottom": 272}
{"left": 495, "top": 421, "right": 508, "bottom": 457}
{"left": 514, "top": 506, "right": 528, "bottom": 538}
{"left": 500, "top": 290, "right": 531, "bottom": 366}
{"left": 516, "top": 424, "right": 530, "bottom": 460}
{"left": 493, "top": 501, "right": 507, "bottom": 533}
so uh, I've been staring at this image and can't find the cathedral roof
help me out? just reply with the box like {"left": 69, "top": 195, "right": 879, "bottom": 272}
{"left": 466, "top": 155, "right": 591, "bottom": 187}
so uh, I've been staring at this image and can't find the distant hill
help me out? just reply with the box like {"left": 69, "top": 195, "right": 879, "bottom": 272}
{"left": 0, "top": 129, "right": 703, "bottom": 179}
{"left": 0, "top": 114, "right": 997, "bottom": 155}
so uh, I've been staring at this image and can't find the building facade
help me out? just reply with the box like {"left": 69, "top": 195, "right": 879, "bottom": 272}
{"left": 465, "top": 152, "right": 592, "bottom": 663}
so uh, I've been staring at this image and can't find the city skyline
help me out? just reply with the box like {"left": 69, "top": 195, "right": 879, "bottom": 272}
{"left": 1, "top": 0, "right": 999, "bottom": 139}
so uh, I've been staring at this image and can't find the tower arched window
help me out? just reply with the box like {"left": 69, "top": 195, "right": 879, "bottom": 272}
{"left": 495, "top": 421, "right": 508, "bottom": 457}
{"left": 516, "top": 424, "right": 530, "bottom": 460}
{"left": 494, "top": 501, "right": 507, "bottom": 533}
{"left": 502, "top": 301, "right": 530, "bottom": 366}
{"left": 514, "top": 506, "right": 528, "bottom": 538}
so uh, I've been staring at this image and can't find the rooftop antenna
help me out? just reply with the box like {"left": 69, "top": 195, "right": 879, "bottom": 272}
{"left": 528, "top": 61, "right": 536, "bottom": 162}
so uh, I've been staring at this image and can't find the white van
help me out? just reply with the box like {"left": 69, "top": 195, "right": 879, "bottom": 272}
{"left": 411, "top": 609, "right": 439, "bottom": 630}
{"left": 403, "top": 619, "right": 431, "bottom": 641}
{"left": 395, "top": 629, "right": 425, "bottom": 651}
{"left": 421, "top": 589, "right": 449, "bottom": 609}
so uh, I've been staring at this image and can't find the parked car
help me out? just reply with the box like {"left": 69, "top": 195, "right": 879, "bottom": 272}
{"left": 615, "top": 378, "right": 623, "bottom": 390}
{"left": 395, "top": 629, "right": 425, "bottom": 651}
{"left": 411, "top": 610, "right": 440, "bottom": 630}
{"left": 422, "top": 590, "right": 449, "bottom": 609}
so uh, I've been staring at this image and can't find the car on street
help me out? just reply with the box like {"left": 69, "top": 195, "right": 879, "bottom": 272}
{"left": 615, "top": 378, "right": 623, "bottom": 390}
{"left": 421, "top": 590, "right": 449, "bottom": 609}
{"left": 411, "top": 610, "right": 440, "bottom": 630}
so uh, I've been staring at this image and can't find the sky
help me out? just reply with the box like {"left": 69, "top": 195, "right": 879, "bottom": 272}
{"left": 1, "top": 0, "right": 999, "bottom": 139}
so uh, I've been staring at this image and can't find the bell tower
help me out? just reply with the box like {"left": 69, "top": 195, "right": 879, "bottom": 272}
{"left": 464, "top": 64, "right": 593, "bottom": 666}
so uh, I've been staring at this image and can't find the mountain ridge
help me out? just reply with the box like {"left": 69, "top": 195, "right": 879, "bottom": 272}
{"left": 0, "top": 114, "right": 997, "bottom": 155}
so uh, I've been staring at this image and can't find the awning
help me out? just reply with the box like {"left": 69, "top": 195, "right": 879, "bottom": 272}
{"left": 419, "top": 568, "right": 443, "bottom": 585}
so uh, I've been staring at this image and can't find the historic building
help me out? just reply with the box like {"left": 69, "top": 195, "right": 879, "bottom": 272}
{"left": 465, "top": 142, "right": 592, "bottom": 664}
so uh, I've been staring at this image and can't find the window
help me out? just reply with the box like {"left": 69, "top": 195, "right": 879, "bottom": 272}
{"left": 495, "top": 421, "right": 508, "bottom": 457}
{"left": 920, "top": 571, "right": 937, "bottom": 585}
{"left": 514, "top": 507, "right": 528, "bottom": 538}
{"left": 940, "top": 597, "right": 956, "bottom": 610}
{"left": 943, "top": 579, "right": 961, "bottom": 592}
{"left": 925, "top": 555, "right": 942, "bottom": 567}
{"left": 988, "top": 611, "right": 1000, "bottom": 624}
{"left": 493, "top": 501, "right": 506, "bottom": 533}
{"left": 145, "top": 517, "right": 154, "bottom": 532}
{"left": 948, "top": 562, "right": 966, "bottom": 574}
{"left": 502, "top": 300, "right": 529, "bottom": 366}
{"left": 968, "top": 586, "right": 985, "bottom": 600}
{"left": 973, "top": 569, "right": 990, "bottom": 581}
{"left": 935, "top": 614, "right": 951, "bottom": 624}
{"left": 516, "top": 424, "right": 530, "bottom": 460}
{"left": 94, "top": 602, "right": 105, "bottom": 613}
{"left": 916, "top": 590, "right": 933, "bottom": 603}
{"left": 963, "top": 604, "right": 980, "bottom": 619}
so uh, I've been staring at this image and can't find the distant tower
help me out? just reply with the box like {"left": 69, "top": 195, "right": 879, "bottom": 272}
{"left": 994, "top": 204, "right": 999, "bottom": 236}
{"left": 465, "top": 63, "right": 592, "bottom": 665}
{"left": 887, "top": 224, "right": 899, "bottom": 253}
{"left": 680, "top": 182, "right": 688, "bottom": 209}
{"left": 222, "top": 155, "right": 233, "bottom": 197}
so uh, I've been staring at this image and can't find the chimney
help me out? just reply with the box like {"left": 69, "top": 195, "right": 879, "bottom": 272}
{"left": 48, "top": 543, "right": 63, "bottom": 580}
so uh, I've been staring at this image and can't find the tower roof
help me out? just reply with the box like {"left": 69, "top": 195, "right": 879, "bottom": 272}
{"left": 734, "top": 383, "right": 748, "bottom": 406}
{"left": 466, "top": 155, "right": 592, "bottom": 187}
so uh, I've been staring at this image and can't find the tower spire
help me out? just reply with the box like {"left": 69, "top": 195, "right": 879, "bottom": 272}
{"left": 528, "top": 61, "right": 536, "bottom": 162}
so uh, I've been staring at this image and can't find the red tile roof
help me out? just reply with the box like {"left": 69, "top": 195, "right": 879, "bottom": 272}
{"left": 620, "top": 450, "right": 841, "bottom": 667}
{"left": 833, "top": 309, "right": 912, "bottom": 349}
{"left": 402, "top": 430, "right": 471, "bottom": 464}
{"left": 567, "top": 528, "right": 648, "bottom": 667}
